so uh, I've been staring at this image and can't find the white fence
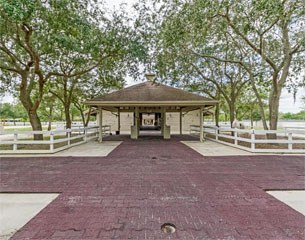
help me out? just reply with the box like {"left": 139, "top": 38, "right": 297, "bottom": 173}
{"left": 0, "top": 125, "right": 111, "bottom": 154}
{"left": 190, "top": 125, "right": 305, "bottom": 154}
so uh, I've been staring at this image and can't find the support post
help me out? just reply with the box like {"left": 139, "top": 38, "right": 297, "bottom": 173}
{"left": 67, "top": 129, "right": 71, "bottom": 146}
{"left": 98, "top": 107, "right": 103, "bottom": 142}
{"left": 118, "top": 108, "right": 121, "bottom": 134}
{"left": 288, "top": 132, "right": 293, "bottom": 150}
{"left": 50, "top": 131, "right": 54, "bottom": 152}
{"left": 84, "top": 128, "right": 87, "bottom": 142}
{"left": 251, "top": 129, "right": 255, "bottom": 150}
{"left": 162, "top": 107, "right": 170, "bottom": 139}
{"left": 180, "top": 108, "right": 183, "bottom": 135}
{"left": 234, "top": 128, "right": 238, "bottom": 145}
{"left": 200, "top": 106, "right": 204, "bottom": 142}
{"left": 163, "top": 107, "right": 166, "bottom": 126}
{"left": 135, "top": 107, "right": 139, "bottom": 138}
{"left": 162, "top": 107, "right": 166, "bottom": 139}
{"left": 131, "top": 107, "right": 139, "bottom": 139}
{"left": 161, "top": 110, "right": 164, "bottom": 136}
{"left": 13, "top": 132, "right": 17, "bottom": 151}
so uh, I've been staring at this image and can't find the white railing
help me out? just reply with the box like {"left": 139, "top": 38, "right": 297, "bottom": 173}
{"left": 0, "top": 125, "right": 111, "bottom": 154}
{"left": 190, "top": 125, "right": 305, "bottom": 153}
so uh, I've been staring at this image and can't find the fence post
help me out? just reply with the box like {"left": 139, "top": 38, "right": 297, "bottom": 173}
{"left": 13, "top": 132, "right": 18, "bottom": 151}
{"left": 234, "top": 128, "right": 238, "bottom": 145}
{"left": 50, "top": 131, "right": 54, "bottom": 152}
{"left": 84, "top": 128, "right": 87, "bottom": 142}
{"left": 251, "top": 129, "right": 255, "bottom": 151}
{"left": 67, "top": 129, "right": 71, "bottom": 146}
{"left": 288, "top": 132, "right": 293, "bottom": 150}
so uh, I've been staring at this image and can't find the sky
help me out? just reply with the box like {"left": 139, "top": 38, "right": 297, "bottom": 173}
{"left": 1, "top": 0, "right": 304, "bottom": 113}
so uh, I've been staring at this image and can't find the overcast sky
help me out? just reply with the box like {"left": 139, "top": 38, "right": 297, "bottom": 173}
{"left": 1, "top": 0, "right": 304, "bottom": 113}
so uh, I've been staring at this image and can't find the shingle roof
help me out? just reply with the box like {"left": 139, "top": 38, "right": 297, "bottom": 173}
{"left": 87, "top": 81, "right": 216, "bottom": 103}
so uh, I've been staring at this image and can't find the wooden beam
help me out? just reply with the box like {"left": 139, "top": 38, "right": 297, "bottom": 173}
{"left": 181, "top": 106, "right": 200, "bottom": 113}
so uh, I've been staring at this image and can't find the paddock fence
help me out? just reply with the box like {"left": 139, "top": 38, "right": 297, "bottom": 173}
{"left": 0, "top": 125, "right": 111, "bottom": 154}
{"left": 190, "top": 125, "right": 305, "bottom": 154}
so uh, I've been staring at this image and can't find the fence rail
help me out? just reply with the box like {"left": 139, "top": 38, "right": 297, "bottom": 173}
{"left": 190, "top": 125, "right": 305, "bottom": 153}
{"left": 0, "top": 126, "right": 111, "bottom": 154}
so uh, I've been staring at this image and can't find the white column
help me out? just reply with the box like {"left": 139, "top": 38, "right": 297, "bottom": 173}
{"left": 163, "top": 107, "right": 167, "bottom": 139}
{"left": 135, "top": 107, "right": 139, "bottom": 138}
{"left": 98, "top": 106, "right": 103, "bottom": 142}
{"left": 180, "top": 108, "right": 183, "bottom": 135}
{"left": 118, "top": 108, "right": 121, "bottom": 134}
{"left": 161, "top": 110, "right": 164, "bottom": 136}
{"left": 200, "top": 106, "right": 204, "bottom": 142}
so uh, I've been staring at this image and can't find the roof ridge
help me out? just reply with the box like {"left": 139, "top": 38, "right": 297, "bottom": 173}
{"left": 87, "top": 80, "right": 217, "bottom": 103}
{"left": 90, "top": 81, "right": 147, "bottom": 101}
{"left": 156, "top": 82, "right": 202, "bottom": 95}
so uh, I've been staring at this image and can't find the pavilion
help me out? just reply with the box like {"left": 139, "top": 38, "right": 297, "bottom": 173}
{"left": 85, "top": 74, "right": 218, "bottom": 142}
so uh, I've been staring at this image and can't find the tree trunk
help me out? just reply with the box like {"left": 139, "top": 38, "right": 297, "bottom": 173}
{"left": 215, "top": 104, "right": 220, "bottom": 127}
{"left": 249, "top": 75, "right": 269, "bottom": 130}
{"left": 60, "top": 110, "right": 63, "bottom": 121}
{"left": 229, "top": 103, "right": 235, "bottom": 128}
{"left": 267, "top": 88, "right": 281, "bottom": 139}
{"left": 48, "top": 105, "right": 53, "bottom": 131}
{"left": 80, "top": 110, "right": 86, "bottom": 127}
{"left": 85, "top": 107, "right": 92, "bottom": 127}
{"left": 20, "top": 87, "right": 43, "bottom": 140}
{"left": 28, "top": 109, "right": 43, "bottom": 140}
{"left": 64, "top": 105, "right": 72, "bottom": 129}
{"left": 250, "top": 108, "right": 253, "bottom": 129}
{"left": 214, "top": 91, "right": 220, "bottom": 127}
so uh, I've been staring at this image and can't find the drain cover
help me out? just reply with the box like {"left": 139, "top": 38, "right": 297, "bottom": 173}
{"left": 161, "top": 223, "right": 176, "bottom": 233}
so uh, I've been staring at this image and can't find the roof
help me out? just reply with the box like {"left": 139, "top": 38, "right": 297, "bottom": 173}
{"left": 86, "top": 81, "right": 218, "bottom": 107}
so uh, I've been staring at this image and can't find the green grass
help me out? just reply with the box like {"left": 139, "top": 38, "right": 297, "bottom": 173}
{"left": 2, "top": 126, "right": 56, "bottom": 132}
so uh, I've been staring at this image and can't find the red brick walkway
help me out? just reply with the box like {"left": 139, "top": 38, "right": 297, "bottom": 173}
{"left": 1, "top": 136, "right": 304, "bottom": 239}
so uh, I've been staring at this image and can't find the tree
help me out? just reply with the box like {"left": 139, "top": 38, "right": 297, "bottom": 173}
{"left": 0, "top": 102, "right": 28, "bottom": 124}
{"left": 140, "top": 1, "right": 250, "bottom": 127}
{"left": 0, "top": 0, "right": 125, "bottom": 139}
{"left": 149, "top": 0, "right": 305, "bottom": 138}
{"left": 236, "top": 86, "right": 268, "bottom": 128}
{"left": 72, "top": 68, "right": 125, "bottom": 127}
{"left": 47, "top": 7, "right": 144, "bottom": 129}
{"left": 219, "top": 0, "right": 304, "bottom": 136}
{"left": 38, "top": 93, "right": 59, "bottom": 131}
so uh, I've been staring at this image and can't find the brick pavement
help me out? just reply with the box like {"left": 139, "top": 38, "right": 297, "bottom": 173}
{"left": 0, "top": 135, "right": 304, "bottom": 240}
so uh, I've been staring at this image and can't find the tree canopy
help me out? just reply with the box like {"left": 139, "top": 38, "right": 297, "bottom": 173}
{"left": 1, "top": 0, "right": 304, "bottom": 136}
{"left": 140, "top": 0, "right": 305, "bottom": 133}
{"left": 0, "top": 0, "right": 145, "bottom": 137}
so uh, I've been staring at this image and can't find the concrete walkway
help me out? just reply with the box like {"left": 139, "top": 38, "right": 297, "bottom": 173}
{"left": 54, "top": 141, "right": 122, "bottom": 157}
{"left": 182, "top": 140, "right": 256, "bottom": 156}
{"left": 0, "top": 194, "right": 59, "bottom": 240}
{"left": 0, "top": 136, "right": 304, "bottom": 239}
